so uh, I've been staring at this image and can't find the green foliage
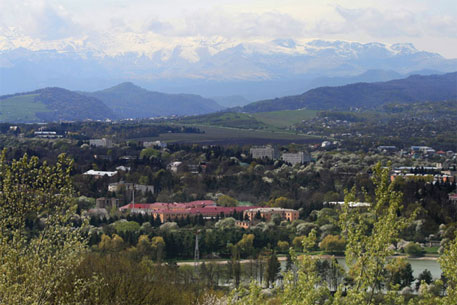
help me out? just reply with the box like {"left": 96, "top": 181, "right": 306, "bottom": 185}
{"left": 438, "top": 235, "right": 457, "bottom": 302}
{"left": 0, "top": 151, "right": 99, "bottom": 304}
{"left": 404, "top": 242, "right": 424, "bottom": 257}
{"left": 252, "top": 109, "right": 318, "bottom": 128}
{"left": 232, "top": 162, "right": 423, "bottom": 304}
{"left": 277, "top": 240, "right": 289, "bottom": 252}
{"left": 319, "top": 235, "right": 346, "bottom": 254}
{"left": 237, "top": 234, "right": 255, "bottom": 257}
{"left": 265, "top": 252, "right": 281, "bottom": 287}
{"left": 336, "top": 162, "right": 416, "bottom": 303}
{"left": 385, "top": 258, "right": 414, "bottom": 289}
{"left": 140, "top": 147, "right": 161, "bottom": 160}
{"left": 215, "top": 217, "right": 237, "bottom": 229}
{"left": 114, "top": 220, "right": 141, "bottom": 233}
{"left": 176, "top": 112, "right": 267, "bottom": 129}
{"left": 0, "top": 94, "right": 50, "bottom": 122}
{"left": 415, "top": 269, "right": 432, "bottom": 291}
{"left": 217, "top": 195, "right": 239, "bottom": 207}
{"left": 74, "top": 254, "right": 206, "bottom": 305}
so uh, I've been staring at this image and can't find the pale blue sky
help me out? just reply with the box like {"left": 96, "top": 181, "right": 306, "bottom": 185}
{"left": 1, "top": 0, "right": 456, "bottom": 57}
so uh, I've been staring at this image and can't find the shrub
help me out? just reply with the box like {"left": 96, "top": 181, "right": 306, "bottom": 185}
{"left": 404, "top": 242, "right": 424, "bottom": 257}
{"left": 319, "top": 235, "right": 346, "bottom": 254}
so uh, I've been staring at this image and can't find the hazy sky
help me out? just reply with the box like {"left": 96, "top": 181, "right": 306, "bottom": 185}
{"left": 1, "top": 0, "right": 456, "bottom": 57}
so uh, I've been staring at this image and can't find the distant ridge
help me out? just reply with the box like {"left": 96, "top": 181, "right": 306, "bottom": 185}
{"left": 241, "top": 72, "right": 457, "bottom": 113}
{"left": 83, "top": 82, "right": 224, "bottom": 118}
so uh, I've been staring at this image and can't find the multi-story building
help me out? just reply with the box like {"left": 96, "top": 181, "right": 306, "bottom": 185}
{"left": 96, "top": 197, "right": 120, "bottom": 209}
{"left": 119, "top": 200, "right": 256, "bottom": 223}
{"left": 281, "top": 151, "right": 311, "bottom": 165}
{"left": 143, "top": 140, "right": 167, "bottom": 149}
{"left": 108, "top": 182, "right": 154, "bottom": 194}
{"left": 250, "top": 145, "right": 279, "bottom": 160}
{"left": 89, "top": 138, "right": 113, "bottom": 148}
{"left": 243, "top": 207, "right": 299, "bottom": 222}
{"left": 83, "top": 170, "right": 117, "bottom": 178}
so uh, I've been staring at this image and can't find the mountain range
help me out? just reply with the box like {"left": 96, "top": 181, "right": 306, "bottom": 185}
{"left": 1, "top": 72, "right": 455, "bottom": 123}
{"left": 0, "top": 84, "right": 223, "bottom": 123}
{"left": 241, "top": 72, "right": 457, "bottom": 112}
{"left": 82, "top": 82, "right": 223, "bottom": 118}
{"left": 1, "top": 37, "right": 457, "bottom": 100}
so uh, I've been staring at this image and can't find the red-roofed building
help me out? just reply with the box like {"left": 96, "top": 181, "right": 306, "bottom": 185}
{"left": 119, "top": 200, "right": 257, "bottom": 222}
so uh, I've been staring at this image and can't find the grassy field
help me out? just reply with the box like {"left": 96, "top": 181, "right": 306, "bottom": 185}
{"left": 146, "top": 124, "right": 320, "bottom": 145}
{"left": 0, "top": 94, "right": 50, "bottom": 122}
{"left": 175, "top": 112, "right": 265, "bottom": 129}
{"left": 252, "top": 109, "right": 319, "bottom": 128}
{"left": 174, "top": 109, "right": 319, "bottom": 132}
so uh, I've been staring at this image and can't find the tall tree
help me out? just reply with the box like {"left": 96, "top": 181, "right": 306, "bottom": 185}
{"left": 0, "top": 151, "right": 100, "bottom": 304}
{"left": 265, "top": 251, "right": 281, "bottom": 288}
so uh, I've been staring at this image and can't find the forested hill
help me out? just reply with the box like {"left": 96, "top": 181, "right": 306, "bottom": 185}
{"left": 83, "top": 82, "right": 224, "bottom": 118}
{"left": 0, "top": 87, "right": 115, "bottom": 122}
{"left": 241, "top": 72, "right": 457, "bottom": 113}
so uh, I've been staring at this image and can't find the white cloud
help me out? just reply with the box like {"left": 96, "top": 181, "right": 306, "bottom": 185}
{"left": 0, "top": 0, "right": 456, "bottom": 58}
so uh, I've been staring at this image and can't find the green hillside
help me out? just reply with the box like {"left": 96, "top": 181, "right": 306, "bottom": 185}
{"left": 176, "top": 112, "right": 266, "bottom": 129}
{"left": 253, "top": 109, "right": 318, "bottom": 128}
{"left": 0, "top": 94, "right": 50, "bottom": 122}
{"left": 173, "top": 109, "right": 319, "bottom": 132}
{"left": 0, "top": 88, "right": 116, "bottom": 123}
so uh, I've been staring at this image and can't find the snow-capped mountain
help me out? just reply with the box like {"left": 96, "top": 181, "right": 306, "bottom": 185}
{"left": 1, "top": 30, "right": 456, "bottom": 99}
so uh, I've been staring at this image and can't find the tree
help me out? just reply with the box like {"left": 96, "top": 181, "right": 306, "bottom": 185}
{"left": 385, "top": 258, "right": 414, "bottom": 289}
{"left": 265, "top": 251, "right": 281, "bottom": 287}
{"left": 0, "top": 152, "right": 100, "bottom": 304}
{"left": 151, "top": 236, "right": 166, "bottom": 262}
{"left": 237, "top": 234, "right": 255, "bottom": 258}
{"left": 415, "top": 269, "right": 432, "bottom": 291}
{"left": 231, "top": 162, "right": 416, "bottom": 304}
{"left": 217, "top": 195, "right": 238, "bottom": 207}
{"left": 229, "top": 244, "right": 241, "bottom": 288}
{"left": 319, "top": 235, "right": 346, "bottom": 254}
{"left": 404, "top": 242, "right": 424, "bottom": 257}
{"left": 277, "top": 240, "right": 290, "bottom": 253}
{"left": 335, "top": 162, "right": 416, "bottom": 303}
{"left": 438, "top": 235, "right": 457, "bottom": 303}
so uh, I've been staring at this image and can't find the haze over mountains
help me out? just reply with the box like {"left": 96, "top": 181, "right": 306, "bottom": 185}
{"left": 1, "top": 38, "right": 457, "bottom": 100}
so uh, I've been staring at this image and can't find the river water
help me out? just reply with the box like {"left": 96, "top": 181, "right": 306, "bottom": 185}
{"left": 334, "top": 257, "right": 442, "bottom": 278}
